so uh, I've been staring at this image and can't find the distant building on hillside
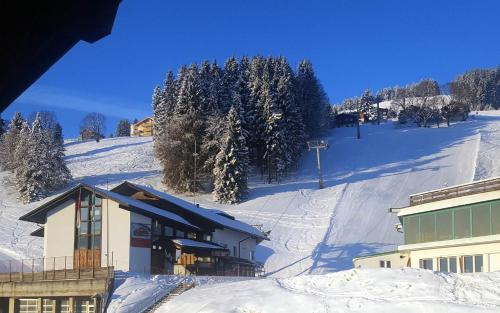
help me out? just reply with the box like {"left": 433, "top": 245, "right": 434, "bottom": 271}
{"left": 334, "top": 112, "right": 358, "bottom": 127}
{"left": 80, "top": 128, "right": 104, "bottom": 141}
{"left": 353, "top": 177, "right": 500, "bottom": 273}
{"left": 130, "top": 117, "right": 153, "bottom": 137}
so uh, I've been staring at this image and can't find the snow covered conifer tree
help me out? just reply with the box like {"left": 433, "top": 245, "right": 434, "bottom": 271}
{"left": 152, "top": 85, "right": 163, "bottom": 141}
{"left": 199, "top": 60, "right": 214, "bottom": 119}
{"left": 53, "top": 123, "right": 64, "bottom": 145}
{"left": 47, "top": 121, "right": 72, "bottom": 192}
{"left": 213, "top": 106, "right": 249, "bottom": 203}
{"left": 276, "top": 57, "right": 305, "bottom": 166}
{"left": 175, "top": 63, "right": 202, "bottom": 115}
{"left": 15, "top": 114, "right": 71, "bottom": 203}
{"left": 1, "top": 112, "right": 25, "bottom": 171}
{"left": 115, "top": 119, "right": 131, "bottom": 137}
{"left": 209, "top": 61, "right": 224, "bottom": 115}
{"left": 295, "top": 59, "right": 329, "bottom": 137}
{"left": 16, "top": 114, "right": 50, "bottom": 202}
{"left": 0, "top": 114, "right": 6, "bottom": 137}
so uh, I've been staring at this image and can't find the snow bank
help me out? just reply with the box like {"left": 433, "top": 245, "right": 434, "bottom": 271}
{"left": 107, "top": 273, "right": 186, "bottom": 313}
{"left": 157, "top": 268, "right": 500, "bottom": 313}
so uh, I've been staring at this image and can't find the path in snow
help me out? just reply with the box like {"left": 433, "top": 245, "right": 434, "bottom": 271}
{"left": 474, "top": 112, "right": 500, "bottom": 180}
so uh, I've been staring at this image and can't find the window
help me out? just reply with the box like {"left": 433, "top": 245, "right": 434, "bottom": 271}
{"left": 454, "top": 207, "right": 471, "bottom": 239}
{"left": 175, "top": 229, "right": 185, "bottom": 238}
{"left": 379, "top": 260, "right": 385, "bottom": 268}
{"left": 18, "top": 299, "right": 37, "bottom": 313}
{"left": 233, "top": 246, "right": 237, "bottom": 257}
{"left": 419, "top": 258, "right": 433, "bottom": 270}
{"left": 164, "top": 226, "right": 174, "bottom": 237}
{"left": 436, "top": 210, "right": 453, "bottom": 241}
{"left": 403, "top": 199, "right": 500, "bottom": 245}
{"left": 449, "top": 256, "right": 457, "bottom": 273}
{"left": 42, "top": 299, "right": 54, "bottom": 313}
{"left": 420, "top": 214, "right": 436, "bottom": 242}
{"left": 439, "top": 257, "right": 448, "bottom": 272}
{"left": 386, "top": 260, "right": 392, "bottom": 268}
{"left": 76, "top": 299, "right": 95, "bottom": 313}
{"left": 472, "top": 204, "right": 490, "bottom": 237}
{"left": 77, "top": 190, "right": 102, "bottom": 250}
{"left": 152, "top": 220, "right": 162, "bottom": 236}
{"left": 404, "top": 215, "right": 420, "bottom": 244}
{"left": 492, "top": 201, "right": 500, "bottom": 234}
{"left": 463, "top": 256, "right": 474, "bottom": 273}
{"left": 203, "top": 233, "right": 213, "bottom": 242}
{"left": 60, "top": 299, "right": 70, "bottom": 313}
{"left": 187, "top": 232, "right": 197, "bottom": 239}
{"left": 474, "top": 255, "right": 483, "bottom": 272}
{"left": 197, "top": 256, "right": 213, "bottom": 262}
{"left": 251, "top": 251, "right": 255, "bottom": 261}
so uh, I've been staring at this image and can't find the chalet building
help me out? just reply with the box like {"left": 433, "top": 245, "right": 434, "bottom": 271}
{"left": 0, "top": 182, "right": 268, "bottom": 312}
{"left": 79, "top": 129, "right": 103, "bottom": 141}
{"left": 354, "top": 177, "right": 500, "bottom": 273}
{"left": 130, "top": 117, "right": 153, "bottom": 137}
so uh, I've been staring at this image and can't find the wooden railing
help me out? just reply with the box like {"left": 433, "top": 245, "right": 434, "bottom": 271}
{"left": 410, "top": 177, "right": 500, "bottom": 206}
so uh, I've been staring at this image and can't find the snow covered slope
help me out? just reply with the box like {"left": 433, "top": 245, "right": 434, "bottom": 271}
{"left": 157, "top": 268, "right": 500, "bottom": 313}
{"left": 1, "top": 112, "right": 500, "bottom": 279}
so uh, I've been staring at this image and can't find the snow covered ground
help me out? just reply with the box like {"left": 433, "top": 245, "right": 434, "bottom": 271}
{"left": 158, "top": 268, "right": 500, "bottom": 313}
{"left": 106, "top": 273, "right": 186, "bottom": 313}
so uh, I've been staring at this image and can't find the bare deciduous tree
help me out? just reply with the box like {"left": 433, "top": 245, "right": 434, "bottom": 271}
{"left": 80, "top": 112, "right": 106, "bottom": 142}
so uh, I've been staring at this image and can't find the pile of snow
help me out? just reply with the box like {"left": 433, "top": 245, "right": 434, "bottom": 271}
{"left": 157, "top": 268, "right": 500, "bottom": 313}
{"left": 107, "top": 273, "right": 187, "bottom": 313}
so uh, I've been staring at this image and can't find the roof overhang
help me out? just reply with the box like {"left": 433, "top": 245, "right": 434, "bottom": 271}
{"left": 0, "top": 1, "right": 122, "bottom": 112}
{"left": 19, "top": 183, "right": 199, "bottom": 231}
{"left": 112, "top": 181, "right": 270, "bottom": 241}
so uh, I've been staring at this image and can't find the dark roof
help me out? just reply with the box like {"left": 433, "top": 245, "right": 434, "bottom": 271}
{"left": 30, "top": 227, "right": 45, "bottom": 237}
{"left": 19, "top": 183, "right": 198, "bottom": 230}
{"left": 112, "top": 182, "right": 269, "bottom": 241}
{"left": 0, "top": 1, "right": 121, "bottom": 112}
{"left": 171, "top": 238, "right": 226, "bottom": 250}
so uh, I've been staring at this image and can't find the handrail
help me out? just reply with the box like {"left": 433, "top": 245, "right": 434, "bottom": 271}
{"left": 409, "top": 177, "right": 500, "bottom": 206}
{"left": 0, "top": 255, "right": 114, "bottom": 283}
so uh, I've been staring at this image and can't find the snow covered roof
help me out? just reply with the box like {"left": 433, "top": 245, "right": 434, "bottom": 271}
{"left": 115, "top": 182, "right": 269, "bottom": 241}
{"left": 171, "top": 238, "right": 226, "bottom": 250}
{"left": 20, "top": 183, "right": 198, "bottom": 230}
{"left": 90, "top": 185, "right": 199, "bottom": 229}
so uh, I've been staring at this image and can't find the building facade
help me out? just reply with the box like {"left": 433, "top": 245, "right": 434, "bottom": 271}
{"left": 130, "top": 117, "right": 153, "bottom": 137}
{"left": 1, "top": 182, "right": 268, "bottom": 312}
{"left": 353, "top": 177, "right": 500, "bottom": 273}
{"left": 21, "top": 182, "right": 268, "bottom": 276}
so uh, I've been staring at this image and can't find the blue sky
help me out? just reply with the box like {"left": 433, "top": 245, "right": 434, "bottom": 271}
{"left": 3, "top": 0, "right": 500, "bottom": 138}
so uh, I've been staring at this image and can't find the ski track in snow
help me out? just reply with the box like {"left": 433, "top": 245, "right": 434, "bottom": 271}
{"left": 1, "top": 112, "right": 500, "bottom": 281}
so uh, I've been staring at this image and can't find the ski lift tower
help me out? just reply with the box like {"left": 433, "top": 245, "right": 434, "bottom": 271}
{"left": 307, "top": 139, "right": 329, "bottom": 189}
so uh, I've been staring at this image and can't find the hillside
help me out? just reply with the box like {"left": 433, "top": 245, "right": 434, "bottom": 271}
{"left": 0, "top": 112, "right": 500, "bottom": 278}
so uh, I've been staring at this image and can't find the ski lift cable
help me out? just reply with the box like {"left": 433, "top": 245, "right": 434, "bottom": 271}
{"left": 268, "top": 191, "right": 301, "bottom": 233}
{"left": 249, "top": 195, "right": 272, "bottom": 224}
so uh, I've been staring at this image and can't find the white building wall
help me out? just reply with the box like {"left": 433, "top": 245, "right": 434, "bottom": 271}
{"left": 101, "top": 199, "right": 131, "bottom": 271}
{"left": 353, "top": 251, "right": 409, "bottom": 269}
{"left": 129, "top": 212, "right": 151, "bottom": 273}
{"left": 212, "top": 228, "right": 257, "bottom": 261}
{"left": 44, "top": 200, "right": 76, "bottom": 268}
{"left": 408, "top": 241, "right": 500, "bottom": 272}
